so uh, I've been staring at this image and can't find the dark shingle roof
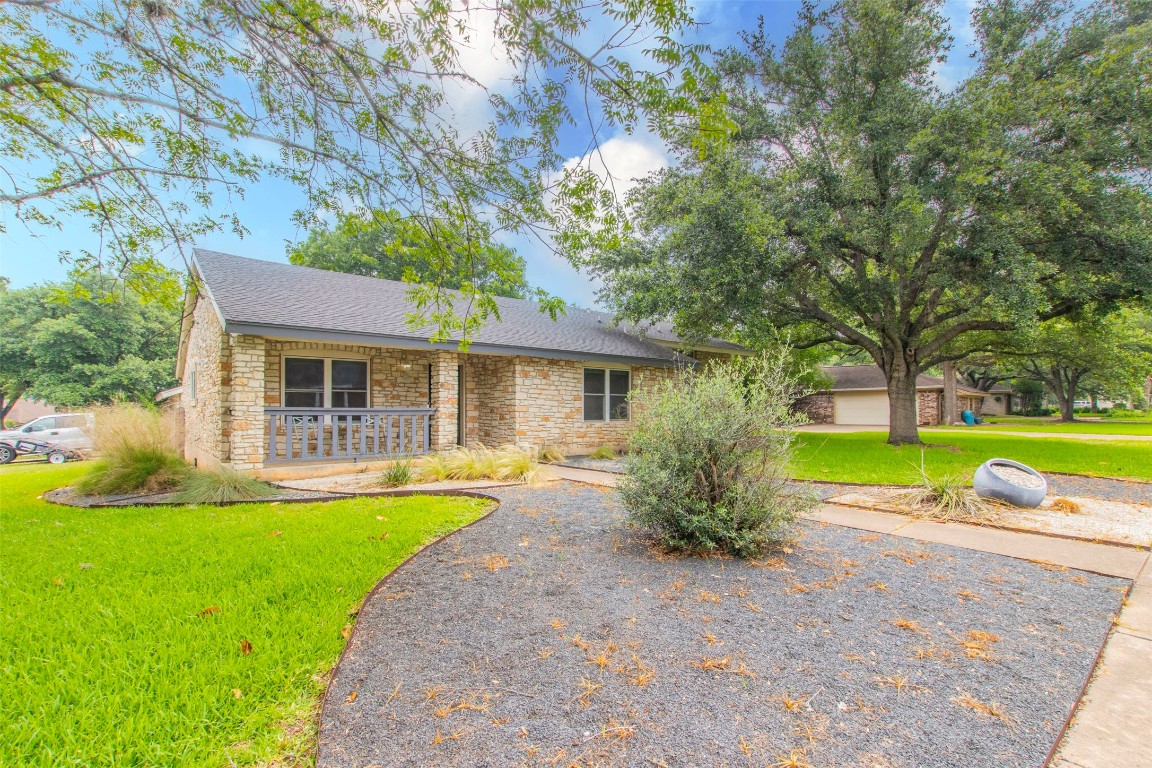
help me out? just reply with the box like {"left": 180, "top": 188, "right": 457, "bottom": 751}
{"left": 193, "top": 250, "right": 733, "bottom": 366}
{"left": 821, "top": 365, "right": 985, "bottom": 395}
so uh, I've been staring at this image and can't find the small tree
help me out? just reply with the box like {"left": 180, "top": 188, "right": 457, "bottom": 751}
{"left": 620, "top": 353, "right": 811, "bottom": 558}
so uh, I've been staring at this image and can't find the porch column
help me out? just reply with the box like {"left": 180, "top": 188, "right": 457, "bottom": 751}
{"left": 227, "top": 334, "right": 266, "bottom": 471}
{"left": 429, "top": 350, "right": 459, "bottom": 451}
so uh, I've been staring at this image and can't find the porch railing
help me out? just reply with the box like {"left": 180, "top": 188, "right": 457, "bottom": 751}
{"left": 265, "top": 408, "right": 434, "bottom": 462}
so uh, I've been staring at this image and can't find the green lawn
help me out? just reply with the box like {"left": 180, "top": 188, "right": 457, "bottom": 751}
{"left": 793, "top": 432, "right": 1152, "bottom": 484}
{"left": 0, "top": 463, "right": 489, "bottom": 767}
{"left": 930, "top": 417, "right": 1152, "bottom": 436}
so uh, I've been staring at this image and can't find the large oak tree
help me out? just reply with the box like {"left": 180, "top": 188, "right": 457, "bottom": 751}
{"left": 561, "top": 0, "right": 1152, "bottom": 444}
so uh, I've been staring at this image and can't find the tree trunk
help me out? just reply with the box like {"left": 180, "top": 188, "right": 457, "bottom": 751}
{"left": 1057, "top": 394, "right": 1076, "bottom": 422}
{"left": 1090, "top": 393, "right": 1099, "bottom": 413}
{"left": 942, "top": 361, "right": 957, "bottom": 425}
{"left": 886, "top": 368, "right": 921, "bottom": 445}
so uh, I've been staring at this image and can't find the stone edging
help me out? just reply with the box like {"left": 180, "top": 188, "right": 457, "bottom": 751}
{"left": 820, "top": 498, "right": 1152, "bottom": 553}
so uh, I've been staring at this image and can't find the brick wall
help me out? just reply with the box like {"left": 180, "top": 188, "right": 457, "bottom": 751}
{"left": 793, "top": 393, "right": 834, "bottom": 424}
{"left": 917, "top": 391, "right": 940, "bottom": 425}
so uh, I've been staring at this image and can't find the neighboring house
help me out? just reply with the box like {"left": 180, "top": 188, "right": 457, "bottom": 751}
{"left": 177, "top": 250, "right": 741, "bottom": 475}
{"left": 794, "top": 365, "right": 986, "bottom": 426}
{"left": 978, "top": 384, "right": 1014, "bottom": 416}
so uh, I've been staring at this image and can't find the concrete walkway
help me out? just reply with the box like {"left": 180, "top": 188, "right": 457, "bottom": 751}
{"left": 797, "top": 424, "right": 1152, "bottom": 441}
{"left": 545, "top": 464, "right": 1152, "bottom": 768}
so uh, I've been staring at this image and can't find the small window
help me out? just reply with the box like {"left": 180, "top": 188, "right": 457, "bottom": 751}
{"left": 283, "top": 357, "right": 369, "bottom": 408}
{"left": 285, "top": 358, "right": 325, "bottom": 407}
{"left": 188, "top": 370, "right": 197, "bottom": 404}
{"left": 331, "top": 360, "right": 368, "bottom": 408}
{"left": 583, "top": 368, "right": 630, "bottom": 421}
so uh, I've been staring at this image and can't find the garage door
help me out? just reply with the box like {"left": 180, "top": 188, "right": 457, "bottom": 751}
{"left": 833, "top": 392, "right": 891, "bottom": 425}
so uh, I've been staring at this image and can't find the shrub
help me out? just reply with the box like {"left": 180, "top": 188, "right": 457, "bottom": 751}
{"left": 896, "top": 454, "right": 994, "bottom": 522}
{"left": 588, "top": 445, "right": 618, "bottom": 460}
{"left": 175, "top": 468, "right": 275, "bottom": 503}
{"left": 379, "top": 460, "right": 414, "bottom": 487}
{"left": 76, "top": 404, "right": 189, "bottom": 495}
{"left": 896, "top": 476, "right": 993, "bottom": 522}
{"left": 416, "top": 445, "right": 540, "bottom": 483}
{"left": 620, "top": 353, "right": 811, "bottom": 558}
{"left": 537, "top": 445, "right": 566, "bottom": 463}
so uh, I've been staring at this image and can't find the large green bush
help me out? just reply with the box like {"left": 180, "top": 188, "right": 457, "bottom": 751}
{"left": 620, "top": 353, "right": 812, "bottom": 557}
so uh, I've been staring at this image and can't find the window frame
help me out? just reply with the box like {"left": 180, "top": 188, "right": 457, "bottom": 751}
{"left": 582, "top": 366, "right": 631, "bottom": 422}
{"left": 281, "top": 355, "right": 370, "bottom": 409}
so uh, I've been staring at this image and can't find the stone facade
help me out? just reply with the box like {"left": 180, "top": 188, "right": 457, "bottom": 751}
{"left": 182, "top": 295, "right": 229, "bottom": 470}
{"left": 793, "top": 393, "right": 834, "bottom": 424}
{"left": 509, "top": 356, "right": 676, "bottom": 452}
{"left": 181, "top": 320, "right": 691, "bottom": 470}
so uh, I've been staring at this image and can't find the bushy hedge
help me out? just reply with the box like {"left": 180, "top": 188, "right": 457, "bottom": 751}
{"left": 619, "top": 353, "right": 812, "bottom": 557}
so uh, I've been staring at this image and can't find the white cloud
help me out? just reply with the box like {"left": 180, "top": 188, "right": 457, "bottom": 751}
{"left": 559, "top": 131, "right": 671, "bottom": 203}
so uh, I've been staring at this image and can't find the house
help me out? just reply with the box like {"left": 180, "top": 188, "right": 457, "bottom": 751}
{"left": 793, "top": 365, "right": 987, "bottom": 426}
{"left": 979, "top": 384, "right": 1014, "bottom": 416}
{"left": 176, "top": 250, "right": 741, "bottom": 476}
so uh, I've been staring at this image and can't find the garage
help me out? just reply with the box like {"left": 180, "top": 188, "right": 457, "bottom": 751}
{"left": 833, "top": 391, "right": 893, "bottom": 425}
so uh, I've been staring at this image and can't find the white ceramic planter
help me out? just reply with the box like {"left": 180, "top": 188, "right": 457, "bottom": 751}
{"left": 973, "top": 458, "right": 1047, "bottom": 508}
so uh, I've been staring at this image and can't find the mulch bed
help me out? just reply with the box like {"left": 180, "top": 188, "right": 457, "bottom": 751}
{"left": 319, "top": 482, "right": 1127, "bottom": 768}
{"left": 42, "top": 485, "right": 344, "bottom": 507}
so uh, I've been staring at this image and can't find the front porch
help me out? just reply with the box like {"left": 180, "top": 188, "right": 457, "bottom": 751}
{"left": 205, "top": 336, "right": 520, "bottom": 472}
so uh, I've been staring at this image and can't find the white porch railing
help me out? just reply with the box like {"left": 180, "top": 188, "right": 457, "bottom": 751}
{"left": 265, "top": 408, "right": 434, "bottom": 462}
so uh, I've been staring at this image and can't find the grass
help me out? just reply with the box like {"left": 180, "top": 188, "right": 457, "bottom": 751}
{"left": 931, "top": 417, "right": 1152, "bottom": 436}
{"left": 173, "top": 467, "right": 276, "bottom": 503}
{"left": 379, "top": 459, "right": 414, "bottom": 488}
{"left": 793, "top": 432, "right": 1152, "bottom": 484}
{"left": 588, "top": 445, "right": 618, "bottom": 460}
{"left": 895, "top": 472, "right": 995, "bottom": 522}
{"left": 416, "top": 445, "right": 541, "bottom": 483}
{"left": 0, "top": 463, "right": 490, "bottom": 767}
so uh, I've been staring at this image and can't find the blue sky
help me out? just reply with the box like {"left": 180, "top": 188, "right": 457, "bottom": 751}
{"left": 0, "top": 0, "right": 978, "bottom": 305}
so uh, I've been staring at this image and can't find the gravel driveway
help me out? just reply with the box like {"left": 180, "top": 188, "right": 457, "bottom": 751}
{"left": 319, "top": 482, "right": 1126, "bottom": 768}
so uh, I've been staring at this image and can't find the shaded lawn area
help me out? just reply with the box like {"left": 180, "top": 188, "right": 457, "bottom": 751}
{"left": 0, "top": 463, "right": 490, "bottom": 767}
{"left": 792, "top": 432, "right": 1152, "bottom": 484}
{"left": 933, "top": 418, "right": 1152, "bottom": 436}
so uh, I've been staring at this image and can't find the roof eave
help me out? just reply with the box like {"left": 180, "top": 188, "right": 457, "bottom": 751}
{"left": 225, "top": 321, "right": 696, "bottom": 368}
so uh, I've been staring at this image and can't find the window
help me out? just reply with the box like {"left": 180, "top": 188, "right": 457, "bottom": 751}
{"left": 583, "top": 368, "right": 630, "bottom": 421}
{"left": 284, "top": 357, "right": 368, "bottom": 408}
{"left": 23, "top": 417, "right": 56, "bottom": 433}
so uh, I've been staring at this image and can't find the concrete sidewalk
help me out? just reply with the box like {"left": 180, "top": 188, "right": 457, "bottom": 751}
{"left": 545, "top": 463, "right": 1152, "bottom": 768}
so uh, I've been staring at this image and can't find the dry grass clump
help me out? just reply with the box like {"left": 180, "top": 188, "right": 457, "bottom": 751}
{"left": 1051, "top": 497, "right": 1082, "bottom": 514}
{"left": 77, "top": 404, "right": 189, "bottom": 495}
{"left": 416, "top": 445, "right": 541, "bottom": 483}
{"left": 896, "top": 474, "right": 995, "bottom": 523}
{"left": 589, "top": 445, "right": 618, "bottom": 460}
{"left": 174, "top": 468, "right": 275, "bottom": 503}
{"left": 536, "top": 444, "right": 566, "bottom": 463}
{"left": 952, "top": 692, "right": 1016, "bottom": 727}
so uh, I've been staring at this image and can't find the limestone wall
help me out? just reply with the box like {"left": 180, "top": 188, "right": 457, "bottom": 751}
{"left": 510, "top": 356, "right": 676, "bottom": 454}
{"left": 181, "top": 295, "right": 229, "bottom": 469}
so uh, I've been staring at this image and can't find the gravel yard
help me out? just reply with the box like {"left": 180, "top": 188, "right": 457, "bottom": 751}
{"left": 320, "top": 482, "right": 1126, "bottom": 768}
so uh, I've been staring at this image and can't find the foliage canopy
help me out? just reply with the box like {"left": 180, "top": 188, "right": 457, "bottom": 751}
{"left": 562, "top": 0, "right": 1152, "bottom": 444}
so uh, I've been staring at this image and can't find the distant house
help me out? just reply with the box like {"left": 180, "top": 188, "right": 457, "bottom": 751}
{"left": 176, "top": 250, "right": 741, "bottom": 476}
{"left": 980, "top": 384, "right": 1014, "bottom": 416}
{"left": 794, "top": 365, "right": 987, "bottom": 426}
{"left": 4, "top": 399, "right": 59, "bottom": 425}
